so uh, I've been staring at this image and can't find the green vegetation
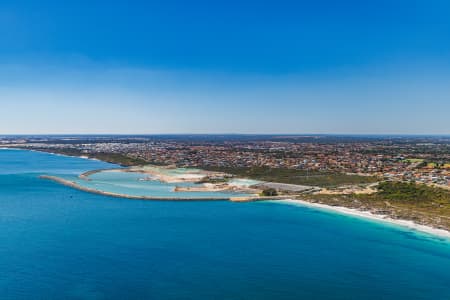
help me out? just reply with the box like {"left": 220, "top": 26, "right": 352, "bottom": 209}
{"left": 197, "top": 177, "right": 230, "bottom": 184}
{"left": 261, "top": 188, "right": 278, "bottom": 197}
{"left": 404, "top": 158, "right": 424, "bottom": 163}
{"left": 32, "top": 148, "right": 148, "bottom": 166}
{"left": 90, "top": 153, "right": 148, "bottom": 166}
{"left": 303, "top": 181, "right": 450, "bottom": 230}
{"left": 406, "top": 158, "right": 450, "bottom": 169}
{"left": 377, "top": 181, "right": 450, "bottom": 203}
{"left": 203, "top": 166, "right": 378, "bottom": 187}
{"left": 423, "top": 162, "right": 450, "bottom": 169}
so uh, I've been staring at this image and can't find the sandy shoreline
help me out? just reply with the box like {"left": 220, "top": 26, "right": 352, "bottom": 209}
{"left": 277, "top": 199, "right": 450, "bottom": 240}
{"left": 41, "top": 171, "right": 450, "bottom": 239}
{"left": 2, "top": 148, "right": 105, "bottom": 163}
{"left": 6, "top": 148, "right": 449, "bottom": 240}
{"left": 40, "top": 151, "right": 103, "bottom": 162}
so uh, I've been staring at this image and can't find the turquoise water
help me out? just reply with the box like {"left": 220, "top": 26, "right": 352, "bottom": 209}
{"left": 1, "top": 149, "right": 450, "bottom": 300}
{"left": 64, "top": 170, "right": 251, "bottom": 199}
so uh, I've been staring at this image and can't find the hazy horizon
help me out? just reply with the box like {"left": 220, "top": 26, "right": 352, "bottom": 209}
{"left": 2, "top": 133, "right": 450, "bottom": 138}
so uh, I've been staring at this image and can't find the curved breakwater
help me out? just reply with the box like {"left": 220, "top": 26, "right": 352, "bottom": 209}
{"left": 40, "top": 175, "right": 230, "bottom": 201}
{"left": 40, "top": 175, "right": 285, "bottom": 202}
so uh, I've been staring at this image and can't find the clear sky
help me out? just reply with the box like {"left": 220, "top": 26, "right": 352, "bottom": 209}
{"left": 1, "top": 0, "right": 449, "bottom": 134}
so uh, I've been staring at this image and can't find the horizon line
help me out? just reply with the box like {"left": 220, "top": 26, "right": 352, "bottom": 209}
{"left": 1, "top": 133, "right": 450, "bottom": 137}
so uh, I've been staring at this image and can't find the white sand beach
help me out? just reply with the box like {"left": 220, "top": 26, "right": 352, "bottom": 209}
{"left": 277, "top": 199, "right": 450, "bottom": 239}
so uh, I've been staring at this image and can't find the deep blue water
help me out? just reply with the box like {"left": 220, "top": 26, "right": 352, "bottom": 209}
{"left": 1, "top": 149, "right": 450, "bottom": 300}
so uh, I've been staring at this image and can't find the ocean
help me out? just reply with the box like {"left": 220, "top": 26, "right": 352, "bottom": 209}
{"left": 1, "top": 149, "right": 449, "bottom": 300}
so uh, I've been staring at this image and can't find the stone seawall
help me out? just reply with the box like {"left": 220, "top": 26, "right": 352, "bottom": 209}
{"left": 39, "top": 175, "right": 231, "bottom": 201}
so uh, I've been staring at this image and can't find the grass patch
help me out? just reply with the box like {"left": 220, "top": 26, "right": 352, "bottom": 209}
{"left": 376, "top": 181, "right": 450, "bottom": 203}
{"left": 203, "top": 166, "right": 378, "bottom": 187}
{"left": 404, "top": 158, "right": 424, "bottom": 163}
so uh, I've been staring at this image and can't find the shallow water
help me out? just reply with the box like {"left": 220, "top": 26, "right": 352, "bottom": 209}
{"left": 1, "top": 149, "right": 450, "bottom": 300}
{"left": 66, "top": 170, "right": 251, "bottom": 199}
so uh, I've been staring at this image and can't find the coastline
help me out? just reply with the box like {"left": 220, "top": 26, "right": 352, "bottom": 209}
{"left": 277, "top": 199, "right": 450, "bottom": 240}
{"left": 39, "top": 175, "right": 287, "bottom": 202}
{"left": 5, "top": 148, "right": 449, "bottom": 240}
{"left": 39, "top": 175, "right": 231, "bottom": 201}
{"left": 2, "top": 147, "right": 106, "bottom": 163}
{"left": 30, "top": 149, "right": 104, "bottom": 163}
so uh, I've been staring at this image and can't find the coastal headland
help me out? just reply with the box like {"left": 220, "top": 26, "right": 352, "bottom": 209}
{"left": 39, "top": 173, "right": 450, "bottom": 239}
{"left": 22, "top": 146, "right": 450, "bottom": 239}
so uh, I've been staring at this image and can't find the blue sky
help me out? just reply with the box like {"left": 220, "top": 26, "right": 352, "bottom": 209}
{"left": 1, "top": 0, "right": 449, "bottom": 134}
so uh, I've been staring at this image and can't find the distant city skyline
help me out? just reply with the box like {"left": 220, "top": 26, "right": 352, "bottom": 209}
{"left": 1, "top": 1, "right": 450, "bottom": 134}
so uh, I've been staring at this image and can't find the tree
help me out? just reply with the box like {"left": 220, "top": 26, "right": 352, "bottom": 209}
{"left": 261, "top": 188, "right": 278, "bottom": 197}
